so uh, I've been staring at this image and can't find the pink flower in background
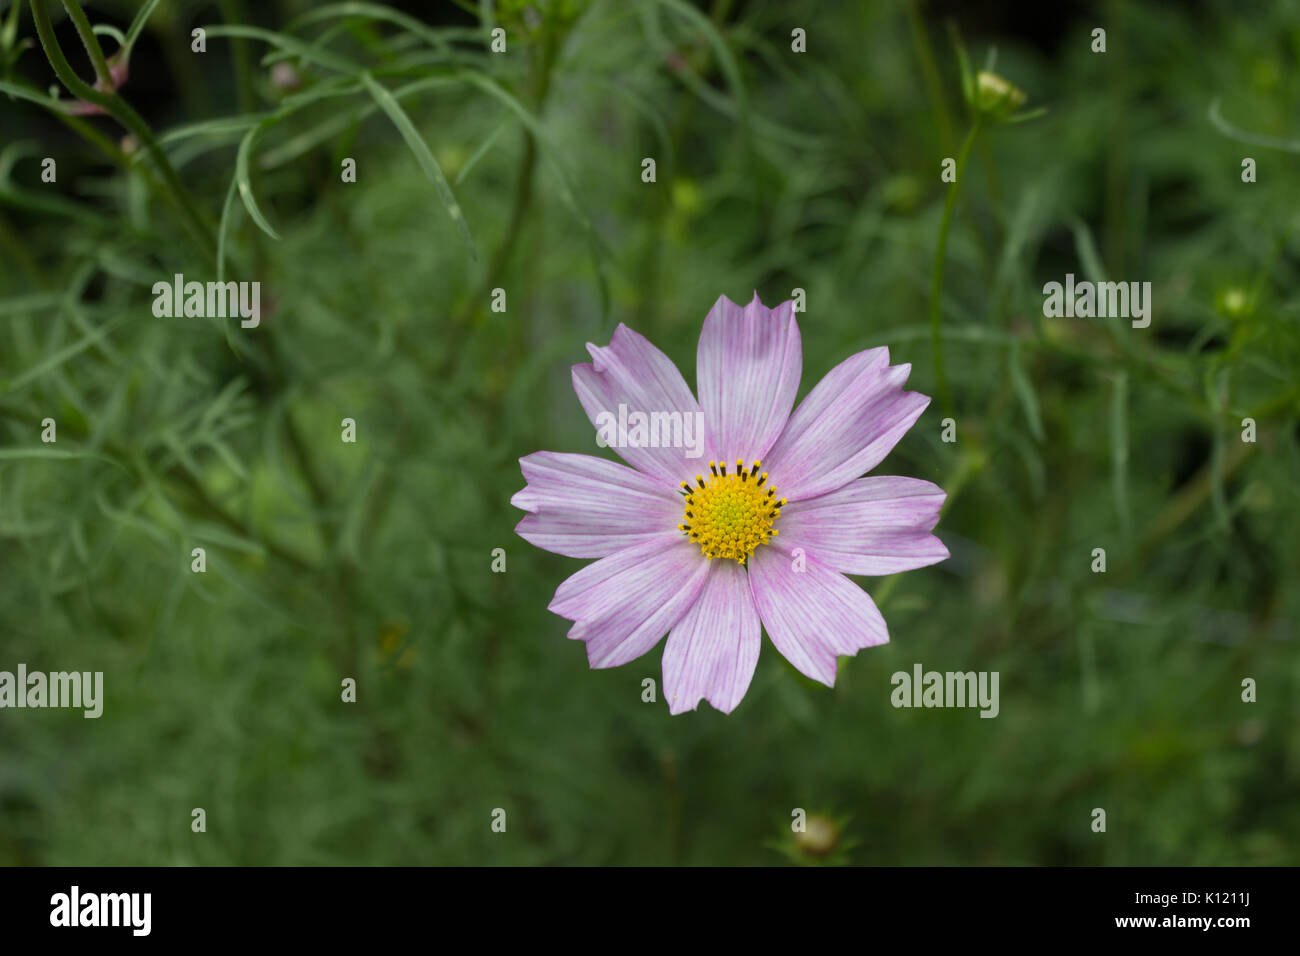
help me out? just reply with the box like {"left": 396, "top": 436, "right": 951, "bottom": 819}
{"left": 512, "top": 293, "right": 948, "bottom": 714}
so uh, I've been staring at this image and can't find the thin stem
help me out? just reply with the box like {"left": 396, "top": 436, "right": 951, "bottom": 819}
{"left": 929, "top": 116, "right": 982, "bottom": 415}
{"left": 217, "top": 0, "right": 256, "bottom": 114}
{"left": 442, "top": 24, "right": 562, "bottom": 364}
{"left": 905, "top": 0, "right": 954, "bottom": 154}
{"left": 61, "top": 0, "right": 113, "bottom": 89}
{"left": 472, "top": 29, "right": 559, "bottom": 309}
{"left": 30, "top": 0, "right": 216, "bottom": 262}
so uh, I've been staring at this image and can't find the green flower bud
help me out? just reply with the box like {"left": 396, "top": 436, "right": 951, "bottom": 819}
{"left": 975, "top": 70, "right": 1027, "bottom": 117}
{"left": 794, "top": 814, "right": 840, "bottom": 857}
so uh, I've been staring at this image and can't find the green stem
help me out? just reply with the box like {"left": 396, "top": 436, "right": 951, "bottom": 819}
{"left": 61, "top": 0, "right": 113, "bottom": 88}
{"left": 444, "top": 25, "right": 561, "bottom": 352}
{"left": 475, "top": 29, "right": 558, "bottom": 304}
{"left": 929, "top": 116, "right": 982, "bottom": 415}
{"left": 30, "top": 0, "right": 216, "bottom": 262}
{"left": 905, "top": 0, "right": 953, "bottom": 154}
{"left": 217, "top": 0, "right": 256, "bottom": 114}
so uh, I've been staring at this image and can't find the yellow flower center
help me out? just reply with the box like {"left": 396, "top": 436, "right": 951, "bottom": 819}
{"left": 678, "top": 460, "right": 786, "bottom": 564}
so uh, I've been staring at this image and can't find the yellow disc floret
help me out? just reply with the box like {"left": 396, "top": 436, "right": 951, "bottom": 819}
{"left": 678, "top": 460, "right": 786, "bottom": 564}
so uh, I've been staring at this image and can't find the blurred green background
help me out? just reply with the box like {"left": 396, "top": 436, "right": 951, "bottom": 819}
{"left": 1, "top": 0, "right": 1297, "bottom": 865}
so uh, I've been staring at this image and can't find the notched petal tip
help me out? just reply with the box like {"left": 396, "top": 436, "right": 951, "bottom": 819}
{"left": 667, "top": 695, "right": 699, "bottom": 715}
{"left": 549, "top": 592, "right": 578, "bottom": 620}
{"left": 666, "top": 690, "right": 740, "bottom": 716}
{"left": 508, "top": 488, "right": 537, "bottom": 513}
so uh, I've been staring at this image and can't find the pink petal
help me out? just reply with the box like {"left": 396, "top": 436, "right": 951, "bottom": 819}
{"left": 696, "top": 293, "right": 801, "bottom": 466}
{"left": 511, "top": 451, "right": 681, "bottom": 558}
{"left": 776, "top": 476, "right": 949, "bottom": 575}
{"left": 746, "top": 542, "right": 889, "bottom": 686}
{"left": 763, "top": 348, "right": 930, "bottom": 502}
{"left": 549, "top": 536, "right": 709, "bottom": 668}
{"left": 572, "top": 324, "right": 713, "bottom": 486}
{"left": 662, "top": 559, "right": 761, "bottom": 714}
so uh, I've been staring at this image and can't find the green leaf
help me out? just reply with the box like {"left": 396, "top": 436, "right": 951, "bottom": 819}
{"left": 0, "top": 78, "right": 69, "bottom": 112}
{"left": 202, "top": 24, "right": 361, "bottom": 74}
{"left": 158, "top": 114, "right": 267, "bottom": 149}
{"left": 453, "top": 111, "right": 510, "bottom": 187}
{"left": 234, "top": 121, "right": 282, "bottom": 241}
{"left": 1009, "top": 345, "right": 1044, "bottom": 442}
{"left": 0, "top": 447, "right": 123, "bottom": 470}
{"left": 451, "top": 71, "right": 611, "bottom": 309}
{"left": 1068, "top": 216, "right": 1108, "bottom": 284}
{"left": 123, "top": 0, "right": 165, "bottom": 55}
{"left": 654, "top": 0, "right": 747, "bottom": 114}
{"left": 1209, "top": 97, "right": 1300, "bottom": 154}
{"left": 360, "top": 70, "right": 477, "bottom": 261}
{"left": 1110, "top": 371, "right": 1131, "bottom": 536}
{"left": 284, "top": 2, "right": 453, "bottom": 56}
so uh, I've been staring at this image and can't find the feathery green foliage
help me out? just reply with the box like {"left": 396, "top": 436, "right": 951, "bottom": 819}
{"left": 0, "top": 0, "right": 1297, "bottom": 865}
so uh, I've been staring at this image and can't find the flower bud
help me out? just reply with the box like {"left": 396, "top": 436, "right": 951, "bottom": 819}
{"left": 270, "top": 62, "right": 302, "bottom": 92}
{"left": 794, "top": 814, "right": 839, "bottom": 857}
{"left": 975, "top": 70, "right": 1026, "bottom": 116}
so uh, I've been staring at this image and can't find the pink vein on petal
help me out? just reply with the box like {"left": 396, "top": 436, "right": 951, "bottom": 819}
{"left": 747, "top": 542, "right": 889, "bottom": 686}
{"left": 696, "top": 293, "right": 801, "bottom": 466}
{"left": 764, "top": 348, "right": 930, "bottom": 501}
{"left": 549, "top": 535, "right": 709, "bottom": 669}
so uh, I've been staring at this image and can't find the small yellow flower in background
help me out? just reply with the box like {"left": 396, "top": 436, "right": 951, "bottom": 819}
{"left": 671, "top": 178, "right": 700, "bottom": 218}
{"left": 1216, "top": 285, "right": 1252, "bottom": 320}
{"left": 378, "top": 621, "right": 415, "bottom": 670}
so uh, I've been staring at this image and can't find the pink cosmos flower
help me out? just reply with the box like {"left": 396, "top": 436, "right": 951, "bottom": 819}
{"left": 512, "top": 293, "right": 948, "bottom": 714}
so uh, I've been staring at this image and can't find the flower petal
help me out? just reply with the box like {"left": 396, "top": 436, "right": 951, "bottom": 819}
{"left": 549, "top": 535, "right": 709, "bottom": 669}
{"left": 572, "top": 324, "right": 713, "bottom": 486}
{"left": 763, "top": 348, "right": 930, "bottom": 501}
{"left": 776, "top": 476, "right": 949, "bottom": 575}
{"left": 662, "top": 559, "right": 761, "bottom": 714}
{"left": 696, "top": 293, "right": 801, "bottom": 466}
{"left": 511, "top": 451, "right": 681, "bottom": 558}
{"left": 747, "top": 542, "right": 888, "bottom": 686}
